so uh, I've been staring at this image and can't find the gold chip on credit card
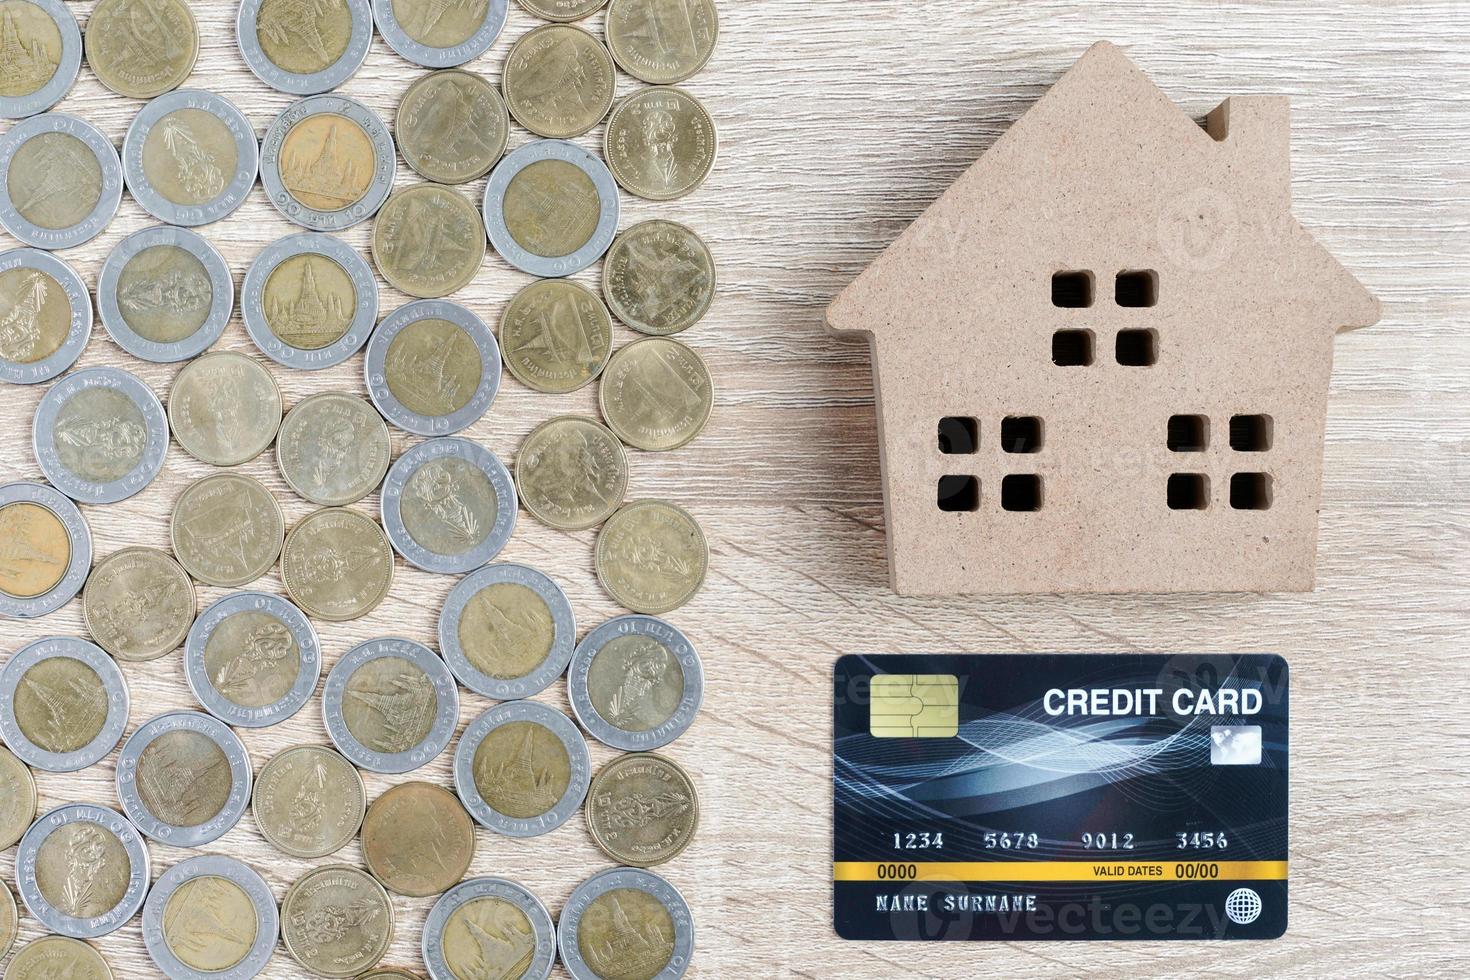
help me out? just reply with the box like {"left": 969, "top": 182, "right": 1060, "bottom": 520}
{"left": 870, "top": 674, "right": 958, "bottom": 738}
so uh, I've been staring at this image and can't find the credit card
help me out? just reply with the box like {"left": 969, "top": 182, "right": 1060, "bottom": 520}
{"left": 833, "top": 654, "right": 1288, "bottom": 940}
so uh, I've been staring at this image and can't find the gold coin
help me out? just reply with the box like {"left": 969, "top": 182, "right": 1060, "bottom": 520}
{"left": 457, "top": 582, "right": 556, "bottom": 681}
{"left": 0, "top": 266, "right": 70, "bottom": 364}
{"left": 4, "top": 936, "right": 113, "bottom": 980}
{"left": 202, "top": 607, "right": 307, "bottom": 711}
{"left": 0, "top": 881, "right": 12, "bottom": 961}
{"left": 599, "top": 337, "right": 713, "bottom": 451}
{"left": 441, "top": 896, "right": 536, "bottom": 978}
{"left": 0, "top": 0, "right": 62, "bottom": 102}
{"left": 262, "top": 251, "right": 359, "bottom": 351}
{"left": 282, "top": 865, "right": 394, "bottom": 979}
{"left": 361, "top": 782, "right": 475, "bottom": 898}
{"left": 282, "top": 508, "right": 394, "bottom": 622}
{"left": 168, "top": 350, "right": 283, "bottom": 466}
{"left": 516, "top": 415, "right": 628, "bottom": 530}
{"left": 170, "top": 473, "right": 285, "bottom": 587}
{"left": 162, "top": 875, "right": 258, "bottom": 972}
{"left": 398, "top": 456, "right": 500, "bottom": 557}
{"left": 13, "top": 656, "right": 107, "bottom": 753}
{"left": 252, "top": 745, "right": 366, "bottom": 859}
{"left": 603, "top": 219, "right": 715, "bottom": 337}
{"left": 578, "top": 887, "right": 676, "bottom": 980}
{"left": 606, "top": 0, "right": 717, "bottom": 84}
{"left": 35, "top": 822, "right": 131, "bottom": 918}
{"left": 256, "top": 0, "right": 353, "bottom": 75}
{"left": 341, "top": 656, "right": 437, "bottom": 754}
{"left": 280, "top": 112, "right": 377, "bottom": 212}
{"left": 585, "top": 632, "right": 685, "bottom": 734}
{"left": 596, "top": 499, "right": 707, "bottom": 614}
{"left": 48, "top": 383, "right": 149, "bottom": 485}
{"left": 501, "top": 159, "right": 602, "bottom": 259}
{"left": 502, "top": 23, "right": 615, "bottom": 138}
{"left": 355, "top": 972, "right": 422, "bottom": 980}
{"left": 472, "top": 720, "right": 573, "bottom": 820}
{"left": 7, "top": 131, "right": 102, "bottom": 230}
{"left": 140, "top": 108, "right": 238, "bottom": 207}
{"left": 115, "top": 244, "right": 214, "bottom": 344}
{"left": 372, "top": 184, "right": 485, "bottom": 299}
{"left": 277, "top": 392, "right": 392, "bottom": 507}
{"left": 136, "top": 729, "right": 234, "bottom": 828}
{"left": 84, "top": 0, "right": 198, "bottom": 99}
{"left": 390, "top": 0, "right": 487, "bottom": 48}
{"left": 397, "top": 70, "right": 508, "bottom": 184}
{"left": 82, "top": 547, "right": 194, "bottom": 662}
{"left": 384, "top": 317, "right": 483, "bottom": 418}
{"left": 500, "top": 279, "right": 612, "bottom": 394}
{"left": 586, "top": 752, "right": 698, "bottom": 867}
{"left": 519, "top": 0, "right": 607, "bottom": 18}
{"left": 0, "top": 501, "right": 70, "bottom": 598}
{"left": 0, "top": 746, "right": 36, "bottom": 850}
{"left": 605, "top": 85, "right": 717, "bottom": 201}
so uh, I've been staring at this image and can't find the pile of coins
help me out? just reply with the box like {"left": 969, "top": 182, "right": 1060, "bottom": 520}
{"left": 0, "top": 0, "right": 719, "bottom": 977}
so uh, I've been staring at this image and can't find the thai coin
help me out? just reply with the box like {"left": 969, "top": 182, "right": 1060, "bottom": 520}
{"left": 452, "top": 700, "right": 590, "bottom": 838}
{"left": 0, "top": 248, "right": 89, "bottom": 384}
{"left": 82, "top": 547, "right": 195, "bottom": 662}
{"left": 557, "top": 867, "right": 692, "bottom": 980}
{"left": 0, "top": 745, "right": 37, "bottom": 849}
{"left": 605, "top": 86, "right": 716, "bottom": 201}
{"left": 277, "top": 393, "right": 392, "bottom": 506}
{"left": 0, "top": 880, "right": 14, "bottom": 960}
{"left": 358, "top": 972, "right": 422, "bottom": 980}
{"left": 237, "top": 0, "right": 372, "bottom": 95}
{"left": 116, "top": 710, "right": 251, "bottom": 847}
{"left": 282, "top": 508, "right": 394, "bottom": 621}
{"left": 15, "top": 803, "right": 150, "bottom": 938}
{"left": 121, "top": 89, "right": 258, "bottom": 226}
{"left": 0, "top": 0, "right": 81, "bottom": 120}
{"left": 372, "top": 0, "right": 507, "bottom": 68}
{"left": 483, "top": 139, "right": 619, "bottom": 278}
{"left": 595, "top": 500, "right": 706, "bottom": 614}
{"left": 568, "top": 615, "right": 703, "bottom": 751}
{"left": 603, "top": 220, "right": 715, "bottom": 336}
{"left": 142, "top": 854, "right": 279, "bottom": 980}
{"left": 242, "top": 233, "right": 379, "bottom": 370}
{"left": 516, "top": 416, "right": 627, "bottom": 530}
{"left": 322, "top": 637, "right": 460, "bottom": 774}
{"left": 422, "top": 877, "right": 555, "bottom": 980}
{"left": 500, "top": 279, "right": 612, "bottom": 394}
{"left": 184, "top": 591, "right": 321, "bottom": 728}
{"left": 361, "top": 782, "right": 474, "bottom": 897}
{"left": 170, "top": 474, "right": 285, "bottom": 587}
{"left": 599, "top": 338, "right": 713, "bottom": 451}
{"left": 4, "top": 936, "right": 113, "bottom": 979}
{"left": 606, "top": 0, "right": 717, "bottom": 85}
{"left": 0, "top": 482, "right": 91, "bottom": 619}
{"left": 372, "top": 185, "right": 485, "bottom": 298}
{"left": 396, "top": 69, "right": 507, "bottom": 184}
{"left": 168, "top": 351, "right": 283, "bottom": 466}
{"left": 0, "top": 637, "right": 128, "bottom": 772}
{"left": 502, "top": 24, "right": 615, "bottom": 138}
{"left": 0, "top": 113, "right": 122, "bottom": 249}
{"left": 32, "top": 366, "right": 168, "bottom": 504}
{"left": 517, "top": 0, "right": 606, "bottom": 22}
{"left": 252, "top": 744, "right": 365, "bottom": 859}
{"left": 365, "top": 300, "right": 501, "bottom": 436}
{"left": 282, "top": 864, "right": 394, "bottom": 979}
{"left": 380, "top": 438, "right": 517, "bottom": 574}
{"left": 84, "top": 0, "right": 196, "bottom": 99}
{"left": 586, "top": 753, "right": 698, "bottom": 867}
{"left": 260, "top": 95, "right": 396, "bottom": 231}
{"left": 437, "top": 562, "right": 574, "bottom": 700}
{"left": 97, "top": 226, "right": 232, "bottom": 362}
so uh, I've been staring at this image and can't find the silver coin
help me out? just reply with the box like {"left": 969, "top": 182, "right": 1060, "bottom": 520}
{"left": 453, "top": 699, "right": 590, "bottom": 838}
{"left": 438, "top": 562, "right": 574, "bottom": 700}
{"left": 183, "top": 591, "right": 322, "bottom": 729}
{"left": 121, "top": 89, "right": 259, "bottom": 227}
{"left": 116, "top": 710, "right": 251, "bottom": 848}
{"left": 97, "top": 226, "right": 232, "bottom": 363}
{"left": 142, "top": 854, "right": 279, "bottom": 980}
{"left": 0, "top": 0, "right": 82, "bottom": 120}
{"left": 364, "top": 299, "right": 501, "bottom": 436}
{"left": 557, "top": 867, "right": 693, "bottom": 980}
{"left": 0, "top": 112, "right": 122, "bottom": 249}
{"left": 482, "top": 138, "right": 619, "bottom": 278}
{"left": 0, "top": 637, "right": 126, "bottom": 772}
{"left": 259, "top": 95, "right": 396, "bottom": 231}
{"left": 0, "top": 247, "right": 89, "bottom": 385}
{"left": 236, "top": 0, "right": 373, "bottom": 96}
{"left": 241, "top": 233, "right": 379, "bottom": 370}
{"left": 32, "top": 367, "right": 168, "bottom": 504}
{"left": 380, "top": 437, "right": 517, "bottom": 574}
{"left": 0, "top": 481, "right": 91, "bottom": 619}
{"left": 373, "top": 0, "right": 508, "bottom": 68}
{"left": 14, "top": 803, "right": 150, "bottom": 939}
{"left": 422, "top": 877, "right": 555, "bottom": 980}
{"left": 321, "top": 636, "right": 460, "bottom": 774}
{"left": 275, "top": 392, "right": 392, "bottom": 506}
{"left": 569, "top": 615, "right": 703, "bottom": 751}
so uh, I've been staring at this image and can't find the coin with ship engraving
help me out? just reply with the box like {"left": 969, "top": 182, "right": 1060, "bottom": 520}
{"left": 422, "top": 877, "right": 556, "bottom": 980}
{"left": 603, "top": 220, "right": 714, "bottom": 337}
{"left": 236, "top": 0, "right": 373, "bottom": 96}
{"left": 261, "top": 95, "right": 396, "bottom": 231}
{"left": 0, "top": 482, "right": 91, "bottom": 619}
{"left": 323, "top": 637, "right": 460, "bottom": 774}
{"left": 0, "top": 746, "right": 37, "bottom": 850}
{"left": 5, "top": 935, "right": 114, "bottom": 980}
{"left": 116, "top": 710, "right": 251, "bottom": 848}
{"left": 595, "top": 500, "right": 706, "bottom": 614}
{"left": 483, "top": 139, "right": 619, "bottom": 278}
{"left": 83, "top": 547, "right": 195, "bottom": 662}
{"left": 600, "top": 338, "right": 713, "bottom": 452}
{"left": 0, "top": 0, "right": 81, "bottom": 120}
{"left": 277, "top": 393, "right": 392, "bottom": 506}
{"left": 122, "top": 89, "right": 259, "bottom": 226}
{"left": 380, "top": 437, "right": 517, "bottom": 575}
{"left": 372, "top": 0, "right": 507, "bottom": 68}
{"left": 252, "top": 744, "right": 365, "bottom": 859}
{"left": 0, "top": 113, "right": 123, "bottom": 250}
{"left": 170, "top": 474, "right": 285, "bottom": 588}
{"left": 517, "top": 0, "right": 606, "bottom": 21}
{"left": 606, "top": 0, "right": 717, "bottom": 85}
{"left": 586, "top": 752, "right": 698, "bottom": 868}
{"left": 282, "top": 864, "right": 394, "bottom": 979}
{"left": 438, "top": 562, "right": 575, "bottom": 700}
{"left": 372, "top": 184, "right": 486, "bottom": 298}
{"left": 169, "top": 351, "right": 283, "bottom": 466}
{"left": 605, "top": 86, "right": 716, "bottom": 201}
{"left": 361, "top": 781, "right": 475, "bottom": 898}
{"left": 184, "top": 591, "right": 322, "bottom": 728}
{"left": 283, "top": 508, "right": 394, "bottom": 621}
{"left": 0, "top": 637, "right": 127, "bottom": 772}
{"left": 517, "top": 416, "right": 627, "bottom": 530}
{"left": 84, "top": 0, "right": 197, "bottom": 99}
{"left": 98, "top": 226, "right": 232, "bottom": 362}
{"left": 32, "top": 366, "right": 168, "bottom": 504}
{"left": 243, "top": 233, "right": 379, "bottom": 371}
{"left": 142, "top": 854, "right": 279, "bottom": 980}
{"left": 0, "top": 248, "right": 90, "bottom": 385}
{"left": 396, "top": 69, "right": 508, "bottom": 184}
{"left": 365, "top": 300, "right": 501, "bottom": 436}
{"left": 502, "top": 24, "right": 615, "bottom": 138}
{"left": 569, "top": 615, "right": 703, "bottom": 752}
{"left": 0, "top": 880, "right": 15, "bottom": 961}
{"left": 453, "top": 699, "right": 590, "bottom": 838}
{"left": 15, "top": 803, "right": 150, "bottom": 938}
{"left": 559, "top": 867, "right": 692, "bottom": 980}
{"left": 501, "top": 279, "right": 612, "bottom": 394}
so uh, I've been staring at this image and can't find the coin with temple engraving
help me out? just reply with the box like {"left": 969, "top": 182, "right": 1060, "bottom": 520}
{"left": 453, "top": 699, "right": 590, "bottom": 838}
{"left": 422, "top": 877, "right": 556, "bottom": 980}
{"left": 483, "top": 138, "right": 620, "bottom": 278}
{"left": 518, "top": 0, "right": 606, "bottom": 20}
{"left": 83, "top": 547, "right": 195, "bottom": 663}
{"left": 323, "top": 637, "right": 460, "bottom": 774}
{"left": 361, "top": 781, "right": 475, "bottom": 898}
{"left": 15, "top": 803, "right": 150, "bottom": 939}
{"left": 569, "top": 615, "right": 703, "bottom": 752}
{"left": 142, "top": 854, "right": 279, "bottom": 980}
{"left": 438, "top": 562, "right": 576, "bottom": 700}
{"left": 366, "top": 300, "right": 501, "bottom": 436}
{"left": 396, "top": 69, "right": 508, "bottom": 184}
{"left": 260, "top": 95, "right": 396, "bottom": 231}
{"left": 595, "top": 499, "right": 707, "bottom": 614}
{"left": 0, "top": 113, "right": 123, "bottom": 250}
{"left": 170, "top": 474, "right": 285, "bottom": 588}
{"left": 0, "top": 482, "right": 91, "bottom": 619}
{"left": 607, "top": 0, "right": 717, "bottom": 85}
{"left": 502, "top": 23, "right": 615, "bottom": 138}
{"left": 277, "top": 392, "right": 392, "bottom": 506}
{"left": 587, "top": 752, "right": 698, "bottom": 867}
{"left": 122, "top": 89, "right": 258, "bottom": 226}
{"left": 168, "top": 350, "right": 283, "bottom": 466}
{"left": 0, "top": 0, "right": 81, "bottom": 120}
{"left": 237, "top": 0, "right": 373, "bottom": 95}
{"left": 603, "top": 220, "right": 715, "bottom": 336}
{"left": 283, "top": 508, "right": 394, "bottom": 621}
{"left": 0, "top": 637, "right": 128, "bottom": 772}
{"left": 252, "top": 744, "right": 365, "bottom": 859}
{"left": 98, "top": 226, "right": 233, "bottom": 362}
{"left": 517, "top": 416, "right": 628, "bottom": 530}
{"left": 372, "top": 184, "right": 486, "bottom": 298}
{"left": 380, "top": 437, "right": 517, "bottom": 575}
{"left": 600, "top": 337, "right": 713, "bottom": 451}
{"left": 501, "top": 279, "right": 613, "bottom": 394}
{"left": 0, "top": 249, "right": 90, "bottom": 385}
{"left": 558, "top": 867, "right": 693, "bottom": 980}
{"left": 84, "top": 0, "right": 197, "bottom": 99}
{"left": 0, "top": 746, "right": 36, "bottom": 850}
{"left": 605, "top": 86, "right": 716, "bottom": 201}
{"left": 243, "top": 232, "right": 380, "bottom": 371}
{"left": 282, "top": 864, "right": 395, "bottom": 978}
{"left": 372, "top": 0, "right": 508, "bottom": 68}
{"left": 5, "top": 935, "right": 114, "bottom": 979}
{"left": 184, "top": 591, "right": 322, "bottom": 728}
{"left": 33, "top": 366, "right": 169, "bottom": 504}
{"left": 116, "top": 710, "right": 251, "bottom": 848}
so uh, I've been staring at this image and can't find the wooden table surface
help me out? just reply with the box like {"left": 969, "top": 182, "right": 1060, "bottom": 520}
{"left": 2, "top": 1, "right": 1468, "bottom": 976}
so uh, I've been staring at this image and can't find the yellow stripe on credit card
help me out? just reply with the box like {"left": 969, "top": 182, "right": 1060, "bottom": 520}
{"left": 833, "top": 861, "right": 1288, "bottom": 882}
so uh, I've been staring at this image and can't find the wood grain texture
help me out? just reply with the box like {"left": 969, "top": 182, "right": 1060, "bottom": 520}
{"left": 2, "top": 0, "right": 1468, "bottom": 976}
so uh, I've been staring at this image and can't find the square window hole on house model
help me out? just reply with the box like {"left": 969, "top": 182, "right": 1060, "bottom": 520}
{"left": 1115, "top": 269, "right": 1159, "bottom": 307}
{"left": 1168, "top": 415, "right": 1209, "bottom": 452}
{"left": 1230, "top": 414, "right": 1273, "bottom": 452}
{"left": 1001, "top": 416, "right": 1043, "bottom": 453}
{"left": 1052, "top": 329, "right": 1094, "bottom": 366}
{"left": 1116, "top": 328, "right": 1158, "bottom": 366}
{"left": 938, "top": 475, "right": 979, "bottom": 512}
{"left": 938, "top": 417, "right": 978, "bottom": 454}
{"left": 1001, "top": 474, "right": 1043, "bottom": 511}
{"left": 1051, "top": 271, "right": 1093, "bottom": 308}
{"left": 1168, "top": 473, "right": 1210, "bottom": 510}
{"left": 1231, "top": 472, "right": 1273, "bottom": 510}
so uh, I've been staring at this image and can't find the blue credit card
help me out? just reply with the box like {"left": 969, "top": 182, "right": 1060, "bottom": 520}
{"left": 833, "top": 654, "right": 1288, "bottom": 941}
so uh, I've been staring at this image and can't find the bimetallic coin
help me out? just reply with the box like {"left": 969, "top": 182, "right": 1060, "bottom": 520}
{"left": 372, "top": 185, "right": 485, "bottom": 298}
{"left": 438, "top": 562, "right": 575, "bottom": 700}
{"left": 170, "top": 474, "right": 285, "bottom": 588}
{"left": 501, "top": 279, "right": 612, "bottom": 394}
{"left": 605, "top": 86, "right": 716, "bottom": 201}
{"left": 0, "top": 0, "right": 81, "bottom": 120}
{"left": 322, "top": 637, "right": 460, "bottom": 774}
{"left": 32, "top": 366, "right": 168, "bottom": 504}
{"left": 0, "top": 248, "right": 90, "bottom": 384}
{"left": 423, "top": 877, "right": 555, "bottom": 980}
{"left": 0, "top": 746, "right": 36, "bottom": 849}
{"left": 4, "top": 936, "right": 113, "bottom": 980}
{"left": 15, "top": 803, "right": 150, "bottom": 939}
{"left": 261, "top": 95, "right": 396, "bottom": 231}
{"left": 184, "top": 591, "right": 321, "bottom": 728}
{"left": 361, "top": 782, "right": 474, "bottom": 898}
{"left": 82, "top": 547, "right": 195, "bottom": 662}
{"left": 237, "top": 0, "right": 373, "bottom": 96}
{"left": 277, "top": 393, "right": 392, "bottom": 506}
{"left": 0, "top": 113, "right": 122, "bottom": 250}
{"left": 98, "top": 226, "right": 232, "bottom": 362}
{"left": 243, "top": 233, "right": 379, "bottom": 370}
{"left": 606, "top": 0, "right": 717, "bottom": 85}
{"left": 0, "top": 482, "right": 90, "bottom": 619}
{"left": 517, "top": 0, "right": 606, "bottom": 22}
{"left": 517, "top": 416, "right": 627, "bottom": 530}
{"left": 569, "top": 615, "right": 703, "bottom": 751}
{"left": 380, "top": 438, "right": 517, "bottom": 575}
{"left": 282, "top": 508, "right": 394, "bottom": 621}
{"left": 122, "top": 89, "right": 259, "bottom": 226}
{"left": 587, "top": 753, "right": 698, "bottom": 868}
{"left": 483, "top": 139, "right": 619, "bottom": 278}
{"left": 502, "top": 24, "right": 615, "bottom": 138}
{"left": 373, "top": 0, "right": 507, "bottom": 68}
{"left": 117, "top": 710, "right": 251, "bottom": 847}
{"left": 396, "top": 70, "right": 508, "bottom": 184}
{"left": 0, "top": 637, "right": 127, "bottom": 772}
{"left": 142, "top": 855, "right": 279, "bottom": 980}
{"left": 603, "top": 220, "right": 715, "bottom": 337}
{"left": 0, "top": 880, "right": 14, "bottom": 961}
{"left": 168, "top": 351, "right": 283, "bottom": 466}
{"left": 595, "top": 500, "right": 707, "bottom": 614}
{"left": 558, "top": 867, "right": 692, "bottom": 980}
{"left": 365, "top": 300, "right": 501, "bottom": 436}
{"left": 282, "top": 865, "right": 394, "bottom": 979}
{"left": 84, "top": 0, "right": 196, "bottom": 99}
{"left": 453, "top": 700, "right": 590, "bottom": 838}
{"left": 252, "top": 745, "right": 365, "bottom": 859}
{"left": 599, "top": 338, "right": 713, "bottom": 452}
